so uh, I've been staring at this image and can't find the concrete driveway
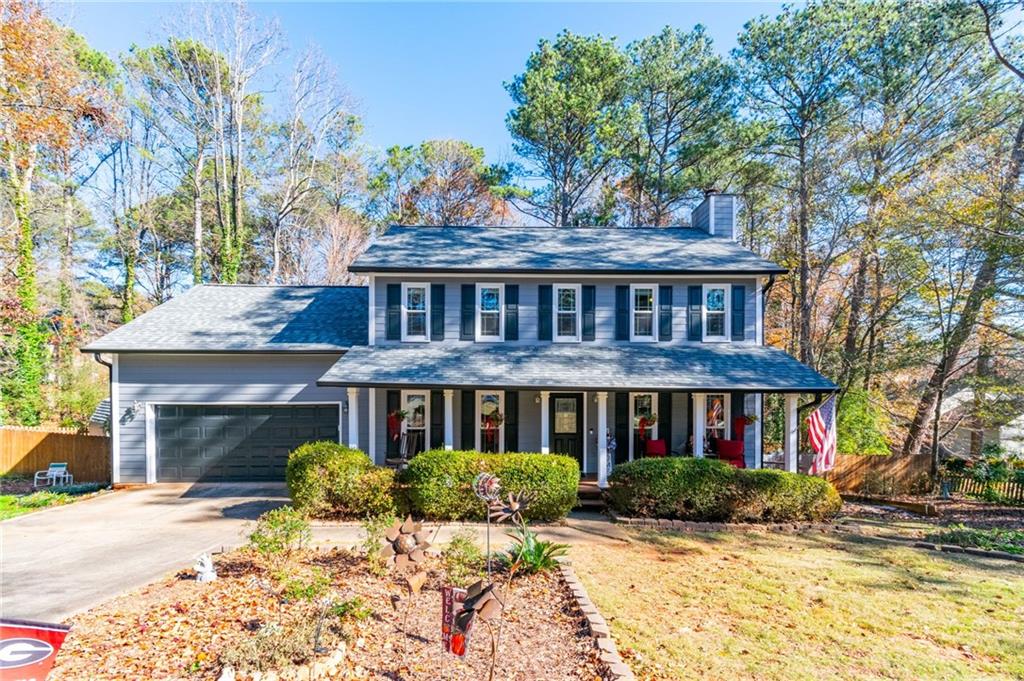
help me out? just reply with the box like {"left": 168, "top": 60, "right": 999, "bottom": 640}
{"left": 1, "top": 483, "right": 288, "bottom": 622}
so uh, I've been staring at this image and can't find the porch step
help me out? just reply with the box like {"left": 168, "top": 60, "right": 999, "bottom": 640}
{"left": 575, "top": 478, "right": 606, "bottom": 511}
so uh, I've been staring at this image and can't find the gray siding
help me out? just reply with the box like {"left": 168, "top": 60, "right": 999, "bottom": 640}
{"left": 374, "top": 276, "right": 759, "bottom": 347}
{"left": 691, "top": 200, "right": 710, "bottom": 232}
{"left": 713, "top": 195, "right": 736, "bottom": 240}
{"left": 115, "top": 353, "right": 347, "bottom": 483}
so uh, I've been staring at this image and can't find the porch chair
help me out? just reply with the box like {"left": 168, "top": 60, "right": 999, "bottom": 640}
{"left": 716, "top": 440, "right": 746, "bottom": 468}
{"left": 34, "top": 462, "right": 73, "bottom": 488}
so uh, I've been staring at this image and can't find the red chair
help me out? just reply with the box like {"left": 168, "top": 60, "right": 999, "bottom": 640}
{"left": 716, "top": 439, "right": 746, "bottom": 468}
{"left": 645, "top": 439, "right": 667, "bottom": 457}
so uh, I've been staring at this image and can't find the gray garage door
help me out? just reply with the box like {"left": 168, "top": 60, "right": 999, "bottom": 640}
{"left": 155, "top": 404, "right": 339, "bottom": 482}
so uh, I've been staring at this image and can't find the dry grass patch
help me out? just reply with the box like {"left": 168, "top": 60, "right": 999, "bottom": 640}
{"left": 570, "top": 528, "right": 1023, "bottom": 681}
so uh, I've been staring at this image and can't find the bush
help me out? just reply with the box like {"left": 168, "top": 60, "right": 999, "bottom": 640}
{"left": 503, "top": 525, "right": 568, "bottom": 575}
{"left": 401, "top": 449, "right": 579, "bottom": 521}
{"left": 442, "top": 529, "right": 485, "bottom": 586}
{"left": 925, "top": 524, "right": 1024, "bottom": 555}
{"left": 286, "top": 441, "right": 396, "bottom": 518}
{"left": 607, "top": 457, "right": 842, "bottom": 523}
{"left": 248, "top": 506, "right": 311, "bottom": 565}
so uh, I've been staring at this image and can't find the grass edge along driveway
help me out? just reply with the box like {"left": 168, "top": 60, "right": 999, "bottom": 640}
{"left": 570, "top": 527, "right": 1023, "bottom": 681}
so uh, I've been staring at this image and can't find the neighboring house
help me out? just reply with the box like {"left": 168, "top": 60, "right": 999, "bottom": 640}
{"left": 83, "top": 192, "right": 836, "bottom": 486}
{"left": 939, "top": 389, "right": 1024, "bottom": 458}
{"left": 87, "top": 398, "right": 111, "bottom": 436}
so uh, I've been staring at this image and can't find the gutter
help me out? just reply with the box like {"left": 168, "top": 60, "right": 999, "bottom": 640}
{"left": 91, "top": 353, "right": 115, "bottom": 482}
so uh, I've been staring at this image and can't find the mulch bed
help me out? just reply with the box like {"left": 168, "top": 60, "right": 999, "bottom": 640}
{"left": 842, "top": 496, "right": 1024, "bottom": 530}
{"left": 50, "top": 549, "right": 604, "bottom": 681}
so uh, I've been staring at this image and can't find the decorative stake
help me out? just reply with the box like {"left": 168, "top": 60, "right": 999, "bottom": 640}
{"left": 454, "top": 579, "right": 504, "bottom": 681}
{"left": 380, "top": 516, "right": 431, "bottom": 571}
{"left": 194, "top": 553, "right": 217, "bottom": 582}
{"left": 473, "top": 473, "right": 502, "bottom": 578}
{"left": 488, "top": 491, "right": 534, "bottom": 525}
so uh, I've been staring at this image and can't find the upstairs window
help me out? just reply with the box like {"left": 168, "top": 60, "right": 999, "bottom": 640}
{"left": 554, "top": 284, "right": 581, "bottom": 342}
{"left": 476, "top": 283, "right": 504, "bottom": 341}
{"left": 630, "top": 285, "right": 656, "bottom": 341}
{"left": 401, "top": 283, "right": 429, "bottom": 342}
{"left": 702, "top": 284, "right": 731, "bottom": 342}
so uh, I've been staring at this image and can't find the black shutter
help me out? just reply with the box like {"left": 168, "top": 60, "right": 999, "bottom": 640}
{"left": 504, "top": 391, "right": 518, "bottom": 452}
{"left": 687, "top": 285, "right": 702, "bottom": 341}
{"left": 430, "top": 390, "right": 444, "bottom": 449}
{"left": 582, "top": 285, "right": 596, "bottom": 341}
{"left": 505, "top": 285, "right": 519, "bottom": 341}
{"left": 615, "top": 285, "right": 630, "bottom": 341}
{"left": 460, "top": 284, "right": 475, "bottom": 340}
{"left": 659, "top": 285, "right": 673, "bottom": 341}
{"left": 431, "top": 284, "right": 445, "bottom": 341}
{"left": 614, "top": 392, "right": 630, "bottom": 465}
{"left": 684, "top": 393, "right": 693, "bottom": 455}
{"left": 386, "top": 390, "right": 401, "bottom": 457}
{"left": 659, "top": 392, "right": 673, "bottom": 452}
{"left": 731, "top": 285, "right": 746, "bottom": 341}
{"left": 538, "top": 285, "right": 553, "bottom": 341}
{"left": 461, "top": 390, "right": 475, "bottom": 450}
{"left": 386, "top": 284, "right": 401, "bottom": 340}
{"left": 731, "top": 392, "right": 745, "bottom": 440}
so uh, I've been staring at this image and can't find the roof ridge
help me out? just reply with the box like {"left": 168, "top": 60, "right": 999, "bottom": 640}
{"left": 386, "top": 224, "right": 703, "bottom": 231}
{"left": 198, "top": 283, "right": 367, "bottom": 290}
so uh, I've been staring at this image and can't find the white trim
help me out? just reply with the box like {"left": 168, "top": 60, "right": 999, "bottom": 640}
{"left": 596, "top": 391, "right": 609, "bottom": 488}
{"left": 366, "top": 273, "right": 776, "bottom": 281}
{"left": 755, "top": 277, "right": 764, "bottom": 345}
{"left": 708, "top": 194, "right": 715, "bottom": 235}
{"left": 692, "top": 393, "right": 706, "bottom": 458}
{"left": 443, "top": 389, "right": 454, "bottom": 451}
{"left": 144, "top": 400, "right": 343, "bottom": 482}
{"left": 347, "top": 387, "right": 360, "bottom": 449}
{"left": 400, "top": 389, "right": 430, "bottom": 452}
{"left": 540, "top": 390, "right": 550, "bottom": 454}
{"left": 701, "top": 283, "right": 732, "bottom": 343}
{"left": 629, "top": 283, "right": 658, "bottom": 342}
{"left": 368, "top": 388, "right": 377, "bottom": 462}
{"left": 474, "top": 389, "right": 505, "bottom": 453}
{"left": 553, "top": 283, "right": 582, "bottom": 343}
{"left": 582, "top": 391, "right": 588, "bottom": 474}
{"left": 368, "top": 274, "right": 376, "bottom": 346}
{"left": 145, "top": 403, "right": 156, "bottom": 484}
{"left": 400, "top": 282, "right": 430, "bottom": 342}
{"left": 628, "top": 392, "right": 658, "bottom": 460}
{"left": 475, "top": 282, "right": 504, "bottom": 342}
{"left": 110, "top": 354, "right": 121, "bottom": 484}
{"left": 732, "top": 195, "right": 740, "bottom": 242}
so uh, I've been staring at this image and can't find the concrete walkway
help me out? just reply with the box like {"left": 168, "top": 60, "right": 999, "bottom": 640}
{"left": 1, "top": 483, "right": 288, "bottom": 622}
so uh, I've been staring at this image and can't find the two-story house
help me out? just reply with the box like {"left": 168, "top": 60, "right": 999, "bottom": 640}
{"left": 84, "top": 192, "right": 836, "bottom": 487}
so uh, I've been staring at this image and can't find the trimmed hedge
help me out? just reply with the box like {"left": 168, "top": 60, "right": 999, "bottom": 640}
{"left": 286, "top": 441, "right": 396, "bottom": 518}
{"left": 401, "top": 449, "right": 579, "bottom": 522}
{"left": 607, "top": 458, "right": 841, "bottom": 522}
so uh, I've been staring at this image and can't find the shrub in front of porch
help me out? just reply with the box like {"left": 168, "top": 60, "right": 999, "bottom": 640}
{"left": 606, "top": 458, "right": 841, "bottom": 522}
{"left": 286, "top": 441, "right": 396, "bottom": 518}
{"left": 400, "top": 449, "right": 579, "bottom": 522}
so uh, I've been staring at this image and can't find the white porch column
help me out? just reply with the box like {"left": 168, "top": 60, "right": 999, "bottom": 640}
{"left": 540, "top": 390, "right": 551, "bottom": 454}
{"left": 754, "top": 392, "right": 763, "bottom": 469}
{"left": 443, "top": 389, "right": 454, "bottom": 451}
{"left": 368, "top": 387, "right": 377, "bottom": 464}
{"left": 692, "top": 393, "right": 706, "bottom": 458}
{"left": 784, "top": 393, "right": 799, "bottom": 473}
{"left": 346, "top": 387, "right": 360, "bottom": 449}
{"left": 596, "top": 391, "right": 609, "bottom": 487}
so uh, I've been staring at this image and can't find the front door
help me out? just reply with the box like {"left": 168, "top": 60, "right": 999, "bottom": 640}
{"left": 550, "top": 393, "right": 583, "bottom": 465}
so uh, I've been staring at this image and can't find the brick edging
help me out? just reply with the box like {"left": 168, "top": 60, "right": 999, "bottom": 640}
{"left": 557, "top": 559, "right": 635, "bottom": 681}
{"left": 607, "top": 512, "right": 1024, "bottom": 563}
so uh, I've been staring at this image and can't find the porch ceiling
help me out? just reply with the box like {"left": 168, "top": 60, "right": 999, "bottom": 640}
{"left": 317, "top": 343, "right": 837, "bottom": 393}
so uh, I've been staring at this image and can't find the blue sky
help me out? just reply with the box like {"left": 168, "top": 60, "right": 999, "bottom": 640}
{"left": 60, "top": 2, "right": 785, "bottom": 161}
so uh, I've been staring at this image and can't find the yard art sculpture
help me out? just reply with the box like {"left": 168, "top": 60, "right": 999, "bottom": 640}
{"left": 380, "top": 516, "right": 430, "bottom": 640}
{"left": 473, "top": 472, "right": 502, "bottom": 578}
{"left": 194, "top": 553, "right": 217, "bottom": 582}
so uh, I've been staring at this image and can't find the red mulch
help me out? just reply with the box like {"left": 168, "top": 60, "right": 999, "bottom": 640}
{"left": 50, "top": 549, "right": 604, "bottom": 681}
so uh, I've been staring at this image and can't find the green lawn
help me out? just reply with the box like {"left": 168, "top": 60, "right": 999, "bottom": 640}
{"left": 0, "top": 483, "right": 106, "bottom": 520}
{"left": 571, "top": 528, "right": 1024, "bottom": 680}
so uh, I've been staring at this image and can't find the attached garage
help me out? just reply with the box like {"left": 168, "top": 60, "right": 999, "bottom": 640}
{"left": 155, "top": 404, "right": 339, "bottom": 482}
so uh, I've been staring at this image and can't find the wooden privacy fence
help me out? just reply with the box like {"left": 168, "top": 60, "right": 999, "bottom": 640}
{"left": 824, "top": 452, "right": 934, "bottom": 495}
{"left": 0, "top": 427, "right": 110, "bottom": 482}
{"left": 944, "top": 476, "right": 1024, "bottom": 503}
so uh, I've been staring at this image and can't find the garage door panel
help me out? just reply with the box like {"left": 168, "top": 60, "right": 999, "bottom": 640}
{"left": 155, "top": 404, "right": 338, "bottom": 482}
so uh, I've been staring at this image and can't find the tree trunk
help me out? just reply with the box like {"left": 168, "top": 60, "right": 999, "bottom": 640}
{"left": 902, "top": 119, "right": 1024, "bottom": 456}
{"left": 797, "top": 134, "right": 813, "bottom": 367}
{"left": 192, "top": 151, "right": 205, "bottom": 285}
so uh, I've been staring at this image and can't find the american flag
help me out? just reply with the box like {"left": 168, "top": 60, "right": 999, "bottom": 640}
{"left": 807, "top": 395, "right": 837, "bottom": 474}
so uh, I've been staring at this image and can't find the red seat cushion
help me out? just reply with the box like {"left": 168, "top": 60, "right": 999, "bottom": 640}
{"left": 645, "top": 439, "right": 667, "bottom": 457}
{"left": 716, "top": 439, "right": 746, "bottom": 468}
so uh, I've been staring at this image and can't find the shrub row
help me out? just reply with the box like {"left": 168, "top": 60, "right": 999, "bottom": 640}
{"left": 285, "top": 442, "right": 579, "bottom": 522}
{"left": 606, "top": 457, "right": 842, "bottom": 522}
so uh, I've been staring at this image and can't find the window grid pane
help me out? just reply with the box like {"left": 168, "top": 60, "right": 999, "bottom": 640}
{"left": 480, "top": 288, "right": 500, "bottom": 312}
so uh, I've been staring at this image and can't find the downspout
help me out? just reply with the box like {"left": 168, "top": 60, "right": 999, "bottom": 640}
{"left": 92, "top": 353, "right": 115, "bottom": 483}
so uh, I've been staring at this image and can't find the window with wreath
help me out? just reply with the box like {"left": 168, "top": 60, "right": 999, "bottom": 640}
{"left": 631, "top": 285, "right": 656, "bottom": 341}
{"left": 402, "top": 283, "right": 428, "bottom": 341}
{"left": 477, "top": 284, "right": 503, "bottom": 340}
{"left": 554, "top": 284, "right": 581, "bottom": 342}
{"left": 702, "top": 284, "right": 730, "bottom": 342}
{"left": 630, "top": 392, "right": 658, "bottom": 459}
{"left": 477, "top": 391, "right": 504, "bottom": 453}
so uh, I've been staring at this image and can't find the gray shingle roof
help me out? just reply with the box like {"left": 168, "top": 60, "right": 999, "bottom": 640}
{"left": 318, "top": 343, "right": 837, "bottom": 392}
{"left": 82, "top": 285, "right": 368, "bottom": 353}
{"left": 350, "top": 226, "right": 787, "bottom": 275}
